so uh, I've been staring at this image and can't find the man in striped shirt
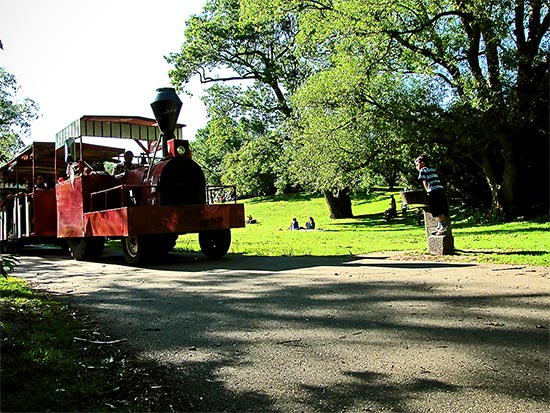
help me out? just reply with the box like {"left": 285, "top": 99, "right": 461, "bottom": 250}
{"left": 415, "top": 154, "right": 450, "bottom": 236}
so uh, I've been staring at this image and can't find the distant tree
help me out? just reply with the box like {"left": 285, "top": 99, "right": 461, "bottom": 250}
{"left": 190, "top": 83, "right": 285, "bottom": 195}
{"left": 191, "top": 121, "right": 239, "bottom": 187}
{"left": 190, "top": 85, "right": 252, "bottom": 186}
{"left": 290, "top": 67, "right": 437, "bottom": 217}
{"left": 0, "top": 67, "right": 38, "bottom": 162}
{"left": 221, "top": 132, "right": 282, "bottom": 196}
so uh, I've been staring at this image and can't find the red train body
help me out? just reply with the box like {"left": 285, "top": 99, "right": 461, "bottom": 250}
{"left": 0, "top": 88, "right": 245, "bottom": 265}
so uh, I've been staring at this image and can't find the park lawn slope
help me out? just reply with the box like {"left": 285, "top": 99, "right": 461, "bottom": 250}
{"left": 175, "top": 191, "right": 550, "bottom": 266}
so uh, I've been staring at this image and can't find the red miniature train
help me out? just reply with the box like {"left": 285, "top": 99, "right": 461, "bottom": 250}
{"left": 0, "top": 88, "right": 245, "bottom": 265}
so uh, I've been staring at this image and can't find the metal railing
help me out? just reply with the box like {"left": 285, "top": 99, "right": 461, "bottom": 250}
{"left": 0, "top": 191, "right": 33, "bottom": 239}
{"left": 89, "top": 184, "right": 156, "bottom": 211}
{"left": 206, "top": 185, "right": 237, "bottom": 205}
{"left": 89, "top": 184, "right": 238, "bottom": 211}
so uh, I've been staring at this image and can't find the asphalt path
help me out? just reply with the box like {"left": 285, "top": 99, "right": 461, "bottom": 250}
{"left": 13, "top": 247, "right": 550, "bottom": 412}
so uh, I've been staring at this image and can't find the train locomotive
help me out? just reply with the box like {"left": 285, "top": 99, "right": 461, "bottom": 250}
{"left": 0, "top": 88, "right": 245, "bottom": 265}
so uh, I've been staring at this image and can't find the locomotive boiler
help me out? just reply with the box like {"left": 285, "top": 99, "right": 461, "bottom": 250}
{"left": 0, "top": 88, "right": 245, "bottom": 265}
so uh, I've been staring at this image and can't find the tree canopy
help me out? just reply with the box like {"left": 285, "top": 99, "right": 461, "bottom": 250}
{"left": 167, "top": 0, "right": 309, "bottom": 117}
{"left": 168, "top": 0, "right": 312, "bottom": 199}
{"left": 169, "top": 0, "right": 549, "bottom": 219}
{"left": 0, "top": 67, "right": 39, "bottom": 163}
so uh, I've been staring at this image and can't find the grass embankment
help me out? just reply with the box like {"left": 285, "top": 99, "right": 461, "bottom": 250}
{"left": 175, "top": 190, "right": 550, "bottom": 266}
{"left": 0, "top": 277, "right": 174, "bottom": 412}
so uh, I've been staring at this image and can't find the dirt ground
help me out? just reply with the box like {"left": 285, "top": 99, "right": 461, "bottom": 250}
{"left": 13, "top": 247, "right": 550, "bottom": 412}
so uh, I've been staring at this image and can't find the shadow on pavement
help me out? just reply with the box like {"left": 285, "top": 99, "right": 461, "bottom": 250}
{"left": 12, "top": 245, "right": 549, "bottom": 412}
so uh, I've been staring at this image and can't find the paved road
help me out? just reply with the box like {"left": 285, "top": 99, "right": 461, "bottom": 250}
{"left": 14, "top": 247, "right": 550, "bottom": 412}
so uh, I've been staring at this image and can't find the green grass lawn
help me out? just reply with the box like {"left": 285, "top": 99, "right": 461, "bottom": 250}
{"left": 176, "top": 191, "right": 550, "bottom": 266}
{"left": 0, "top": 277, "right": 173, "bottom": 412}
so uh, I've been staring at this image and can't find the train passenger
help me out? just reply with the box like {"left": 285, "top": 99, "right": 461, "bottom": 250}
{"left": 113, "top": 150, "right": 138, "bottom": 175}
{"left": 65, "top": 156, "right": 75, "bottom": 178}
{"left": 34, "top": 174, "right": 48, "bottom": 190}
{"left": 23, "top": 179, "right": 33, "bottom": 192}
{"left": 65, "top": 156, "right": 87, "bottom": 179}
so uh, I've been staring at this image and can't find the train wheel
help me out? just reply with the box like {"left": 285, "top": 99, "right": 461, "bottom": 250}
{"left": 2, "top": 240, "right": 21, "bottom": 254}
{"left": 149, "top": 234, "right": 178, "bottom": 257}
{"left": 58, "top": 240, "right": 70, "bottom": 255}
{"left": 199, "top": 229, "right": 231, "bottom": 259}
{"left": 121, "top": 236, "right": 150, "bottom": 266}
{"left": 68, "top": 237, "right": 105, "bottom": 261}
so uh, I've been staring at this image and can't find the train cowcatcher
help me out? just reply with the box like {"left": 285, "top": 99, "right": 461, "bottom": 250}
{"left": 0, "top": 88, "right": 245, "bottom": 265}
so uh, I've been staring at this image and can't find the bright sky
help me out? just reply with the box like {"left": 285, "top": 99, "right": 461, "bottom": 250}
{"left": 0, "top": 0, "right": 207, "bottom": 150}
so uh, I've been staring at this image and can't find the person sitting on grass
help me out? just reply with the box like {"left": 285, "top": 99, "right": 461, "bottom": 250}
{"left": 288, "top": 218, "right": 299, "bottom": 230}
{"left": 305, "top": 217, "right": 315, "bottom": 230}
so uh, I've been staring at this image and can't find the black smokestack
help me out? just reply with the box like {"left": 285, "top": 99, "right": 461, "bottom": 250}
{"left": 150, "top": 87, "right": 182, "bottom": 158}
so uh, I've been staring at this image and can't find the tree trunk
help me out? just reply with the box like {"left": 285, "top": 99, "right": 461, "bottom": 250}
{"left": 479, "top": 151, "right": 505, "bottom": 218}
{"left": 324, "top": 188, "right": 353, "bottom": 219}
{"left": 500, "top": 143, "right": 521, "bottom": 218}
